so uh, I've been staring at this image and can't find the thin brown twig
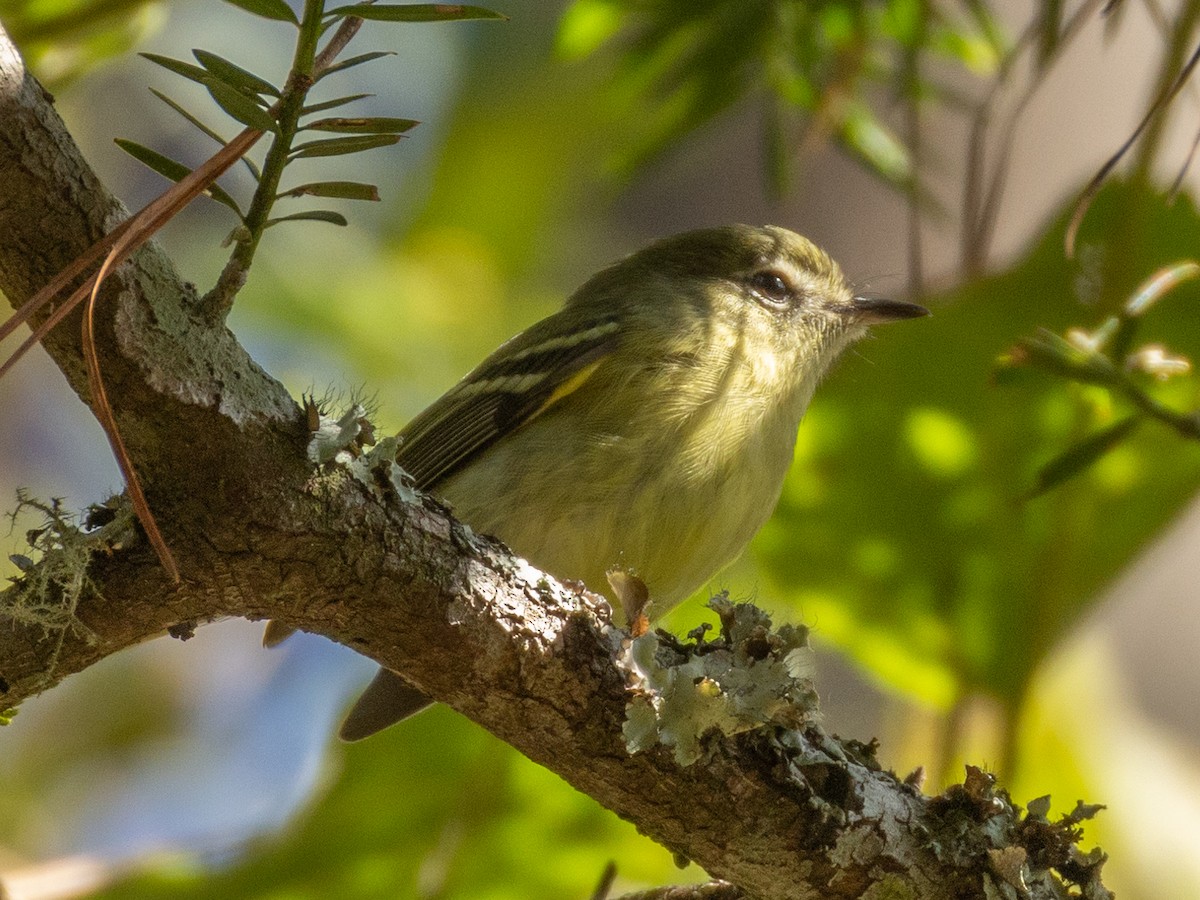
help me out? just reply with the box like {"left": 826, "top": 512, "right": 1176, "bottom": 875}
{"left": 1, "top": 127, "right": 263, "bottom": 374}
{"left": 0, "top": 273, "right": 98, "bottom": 381}
{"left": 199, "top": 3, "right": 372, "bottom": 318}
{"left": 1066, "top": 32, "right": 1200, "bottom": 255}
{"left": 314, "top": 7, "right": 370, "bottom": 76}
{"left": 1, "top": 125, "right": 263, "bottom": 581}
{"left": 962, "top": 18, "right": 1038, "bottom": 272}
{"left": 0, "top": 219, "right": 126, "bottom": 348}
{"left": 82, "top": 250, "right": 180, "bottom": 583}
{"left": 588, "top": 862, "right": 618, "bottom": 900}
{"left": 2, "top": 4, "right": 378, "bottom": 583}
{"left": 1129, "top": 0, "right": 1200, "bottom": 180}
{"left": 1140, "top": 0, "right": 1200, "bottom": 200}
{"left": 0, "top": 4, "right": 372, "bottom": 361}
{"left": 903, "top": 2, "right": 926, "bottom": 299}
{"left": 963, "top": 0, "right": 1105, "bottom": 271}
{"left": 1169, "top": 120, "right": 1200, "bottom": 197}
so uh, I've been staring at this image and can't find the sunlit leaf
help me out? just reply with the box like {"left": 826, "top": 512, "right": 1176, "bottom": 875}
{"left": 840, "top": 102, "right": 911, "bottom": 185}
{"left": 756, "top": 181, "right": 1200, "bottom": 711}
{"left": 289, "top": 133, "right": 401, "bottom": 157}
{"left": 193, "top": 49, "right": 281, "bottom": 97}
{"left": 113, "top": 139, "right": 243, "bottom": 216}
{"left": 303, "top": 116, "right": 418, "bottom": 134}
{"left": 931, "top": 25, "right": 1002, "bottom": 75}
{"left": 960, "top": 0, "right": 1008, "bottom": 60}
{"left": 1011, "top": 330, "right": 1117, "bottom": 386}
{"left": 1124, "top": 260, "right": 1200, "bottom": 317}
{"left": 266, "top": 210, "right": 350, "bottom": 226}
{"left": 326, "top": 4, "right": 507, "bottom": 22}
{"left": 279, "top": 181, "right": 381, "bottom": 201}
{"left": 556, "top": 0, "right": 623, "bottom": 60}
{"left": 2, "top": 0, "right": 160, "bottom": 86}
{"left": 221, "top": 0, "right": 299, "bottom": 23}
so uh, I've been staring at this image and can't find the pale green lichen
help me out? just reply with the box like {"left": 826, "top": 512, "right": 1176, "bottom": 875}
{"left": 306, "top": 399, "right": 420, "bottom": 505}
{"left": 621, "top": 594, "right": 817, "bottom": 765}
{"left": 3, "top": 492, "right": 136, "bottom": 680}
{"left": 307, "top": 400, "right": 371, "bottom": 465}
{"left": 351, "top": 436, "right": 420, "bottom": 505}
{"left": 926, "top": 766, "right": 1112, "bottom": 900}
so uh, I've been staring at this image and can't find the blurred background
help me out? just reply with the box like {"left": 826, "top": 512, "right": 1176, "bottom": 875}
{"left": 2, "top": 0, "right": 1200, "bottom": 897}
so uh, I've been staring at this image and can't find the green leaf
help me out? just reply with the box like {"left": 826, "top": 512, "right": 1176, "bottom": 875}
{"left": 1028, "top": 417, "right": 1142, "bottom": 498}
{"left": 279, "top": 181, "right": 381, "bottom": 201}
{"left": 960, "top": 0, "right": 1008, "bottom": 61}
{"left": 114, "top": 139, "right": 242, "bottom": 216}
{"left": 266, "top": 210, "right": 349, "bottom": 227}
{"left": 141, "top": 52, "right": 213, "bottom": 87}
{"left": 193, "top": 49, "right": 281, "bottom": 97}
{"left": 150, "top": 88, "right": 229, "bottom": 146}
{"left": 325, "top": 4, "right": 507, "bottom": 23}
{"left": 206, "top": 79, "right": 279, "bottom": 133}
{"left": 315, "top": 51, "right": 396, "bottom": 81}
{"left": 143, "top": 52, "right": 278, "bottom": 134}
{"left": 149, "top": 89, "right": 262, "bottom": 180}
{"left": 1012, "top": 330, "right": 1118, "bottom": 386}
{"left": 289, "top": 133, "right": 401, "bottom": 158}
{"left": 303, "top": 116, "right": 418, "bottom": 134}
{"left": 302, "top": 93, "right": 374, "bottom": 114}
{"left": 221, "top": 0, "right": 299, "bottom": 23}
{"left": 840, "top": 102, "right": 911, "bottom": 185}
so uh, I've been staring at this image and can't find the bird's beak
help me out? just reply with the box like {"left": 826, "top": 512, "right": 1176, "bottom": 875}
{"left": 837, "top": 296, "right": 930, "bottom": 325}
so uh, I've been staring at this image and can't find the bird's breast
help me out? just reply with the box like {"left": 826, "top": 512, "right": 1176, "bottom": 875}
{"left": 438, "top": 346, "right": 814, "bottom": 619}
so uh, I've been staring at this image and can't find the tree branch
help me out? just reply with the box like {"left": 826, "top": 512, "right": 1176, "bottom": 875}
{"left": 0, "top": 26, "right": 1109, "bottom": 900}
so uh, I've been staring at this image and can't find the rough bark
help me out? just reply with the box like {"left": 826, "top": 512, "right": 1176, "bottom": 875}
{"left": 0, "top": 26, "right": 1107, "bottom": 900}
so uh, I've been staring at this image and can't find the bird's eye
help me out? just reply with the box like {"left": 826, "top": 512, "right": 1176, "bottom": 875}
{"left": 747, "top": 270, "right": 793, "bottom": 308}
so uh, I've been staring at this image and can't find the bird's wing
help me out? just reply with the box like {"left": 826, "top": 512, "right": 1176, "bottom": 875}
{"left": 398, "top": 311, "right": 622, "bottom": 490}
{"left": 335, "top": 313, "right": 622, "bottom": 742}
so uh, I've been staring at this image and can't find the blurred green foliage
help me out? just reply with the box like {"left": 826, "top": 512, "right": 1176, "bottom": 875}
{"left": 5, "top": 0, "right": 1200, "bottom": 897}
{"left": 82, "top": 182, "right": 1200, "bottom": 900}
{"left": 0, "top": 0, "right": 164, "bottom": 85}
{"left": 557, "top": 0, "right": 1004, "bottom": 191}
{"left": 87, "top": 710, "right": 695, "bottom": 900}
{"left": 755, "top": 181, "right": 1200, "bottom": 735}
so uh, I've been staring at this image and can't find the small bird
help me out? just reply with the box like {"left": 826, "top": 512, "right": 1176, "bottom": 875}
{"left": 275, "top": 224, "right": 928, "bottom": 740}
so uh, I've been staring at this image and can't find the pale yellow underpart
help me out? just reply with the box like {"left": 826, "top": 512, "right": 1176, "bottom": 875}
{"left": 439, "top": 301, "right": 863, "bottom": 622}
